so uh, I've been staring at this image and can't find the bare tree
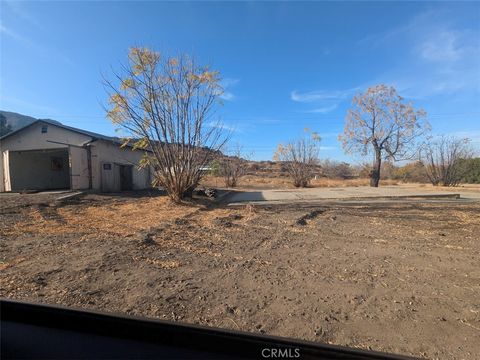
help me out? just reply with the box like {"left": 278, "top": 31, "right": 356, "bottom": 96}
{"left": 420, "top": 136, "right": 473, "bottom": 186}
{"left": 219, "top": 145, "right": 248, "bottom": 188}
{"left": 339, "top": 84, "right": 429, "bottom": 187}
{"left": 274, "top": 130, "right": 321, "bottom": 187}
{"left": 104, "top": 47, "right": 227, "bottom": 202}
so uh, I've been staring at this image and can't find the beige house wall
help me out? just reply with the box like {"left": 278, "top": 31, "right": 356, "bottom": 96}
{"left": 90, "top": 140, "right": 152, "bottom": 191}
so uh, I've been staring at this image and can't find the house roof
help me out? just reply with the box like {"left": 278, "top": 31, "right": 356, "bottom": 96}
{"left": 0, "top": 119, "right": 151, "bottom": 152}
{"left": 1, "top": 119, "right": 115, "bottom": 141}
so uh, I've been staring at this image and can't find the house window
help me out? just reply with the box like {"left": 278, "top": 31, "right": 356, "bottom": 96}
{"left": 51, "top": 157, "right": 63, "bottom": 171}
{"left": 41, "top": 125, "right": 48, "bottom": 133}
{"left": 103, "top": 163, "right": 112, "bottom": 170}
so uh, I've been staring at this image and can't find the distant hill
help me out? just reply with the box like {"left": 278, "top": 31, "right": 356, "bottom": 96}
{"left": 0, "top": 110, "right": 61, "bottom": 135}
{"left": 0, "top": 110, "right": 38, "bottom": 132}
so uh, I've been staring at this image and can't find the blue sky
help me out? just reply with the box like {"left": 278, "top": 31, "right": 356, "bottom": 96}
{"left": 1, "top": 1, "right": 479, "bottom": 161}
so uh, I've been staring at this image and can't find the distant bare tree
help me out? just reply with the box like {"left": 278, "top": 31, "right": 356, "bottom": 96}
{"left": 339, "top": 84, "right": 429, "bottom": 187}
{"left": 274, "top": 130, "right": 321, "bottom": 187}
{"left": 219, "top": 145, "right": 248, "bottom": 188}
{"left": 104, "top": 47, "right": 228, "bottom": 202}
{"left": 420, "top": 136, "right": 473, "bottom": 186}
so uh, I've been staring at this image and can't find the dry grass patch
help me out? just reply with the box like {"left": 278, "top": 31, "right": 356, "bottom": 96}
{"left": 201, "top": 175, "right": 401, "bottom": 189}
{"left": 450, "top": 209, "right": 480, "bottom": 225}
{"left": 3, "top": 197, "right": 202, "bottom": 238}
{"left": 0, "top": 257, "right": 27, "bottom": 271}
{"left": 310, "top": 178, "right": 399, "bottom": 187}
{"left": 0, "top": 193, "right": 261, "bottom": 258}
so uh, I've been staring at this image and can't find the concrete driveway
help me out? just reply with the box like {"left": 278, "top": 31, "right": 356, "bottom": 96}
{"left": 226, "top": 185, "right": 480, "bottom": 204}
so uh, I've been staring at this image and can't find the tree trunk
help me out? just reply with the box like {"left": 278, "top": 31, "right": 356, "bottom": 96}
{"left": 370, "top": 147, "right": 382, "bottom": 187}
{"left": 182, "top": 184, "right": 196, "bottom": 199}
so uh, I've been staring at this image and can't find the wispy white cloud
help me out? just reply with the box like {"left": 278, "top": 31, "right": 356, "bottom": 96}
{"left": 319, "top": 146, "right": 337, "bottom": 151}
{"left": 221, "top": 123, "right": 239, "bottom": 132}
{"left": 291, "top": 89, "right": 354, "bottom": 103}
{"left": 304, "top": 104, "right": 338, "bottom": 114}
{"left": 0, "top": 95, "right": 58, "bottom": 114}
{"left": 288, "top": 9, "right": 478, "bottom": 138}
{"left": 3, "top": 1, "right": 43, "bottom": 29}
{"left": 207, "top": 120, "right": 245, "bottom": 134}
{"left": 220, "top": 92, "right": 235, "bottom": 101}
{"left": 356, "top": 19, "right": 410, "bottom": 49}
{"left": 291, "top": 87, "right": 358, "bottom": 114}
{"left": 319, "top": 132, "right": 340, "bottom": 139}
{"left": 419, "top": 30, "right": 463, "bottom": 62}
{"left": 0, "top": 25, "right": 30, "bottom": 44}
{"left": 220, "top": 78, "right": 240, "bottom": 101}
{"left": 0, "top": 25, "right": 74, "bottom": 66}
{"left": 360, "top": 9, "right": 480, "bottom": 99}
{"left": 222, "top": 78, "right": 240, "bottom": 87}
{"left": 220, "top": 116, "right": 282, "bottom": 125}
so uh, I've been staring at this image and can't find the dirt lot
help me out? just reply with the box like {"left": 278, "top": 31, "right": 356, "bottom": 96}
{"left": 1, "top": 192, "right": 479, "bottom": 359}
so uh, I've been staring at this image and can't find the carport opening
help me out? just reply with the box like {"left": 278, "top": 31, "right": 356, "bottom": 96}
{"left": 8, "top": 148, "right": 70, "bottom": 191}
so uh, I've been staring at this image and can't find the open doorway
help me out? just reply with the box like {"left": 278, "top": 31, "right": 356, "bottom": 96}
{"left": 119, "top": 165, "right": 133, "bottom": 191}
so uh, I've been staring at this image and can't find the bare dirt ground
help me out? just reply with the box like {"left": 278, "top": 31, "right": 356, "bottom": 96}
{"left": 1, "top": 192, "right": 479, "bottom": 359}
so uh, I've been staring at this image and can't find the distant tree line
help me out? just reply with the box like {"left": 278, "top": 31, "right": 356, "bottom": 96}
{"left": 322, "top": 157, "right": 480, "bottom": 185}
{"left": 266, "top": 153, "right": 479, "bottom": 187}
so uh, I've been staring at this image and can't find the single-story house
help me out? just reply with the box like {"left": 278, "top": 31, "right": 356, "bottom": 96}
{"left": 0, "top": 120, "right": 153, "bottom": 192}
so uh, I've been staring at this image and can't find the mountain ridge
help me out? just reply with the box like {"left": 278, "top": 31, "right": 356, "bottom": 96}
{"left": 0, "top": 110, "right": 62, "bottom": 133}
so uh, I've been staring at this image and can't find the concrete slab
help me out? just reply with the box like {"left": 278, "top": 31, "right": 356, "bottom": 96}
{"left": 0, "top": 189, "right": 72, "bottom": 196}
{"left": 226, "top": 185, "right": 480, "bottom": 205}
{"left": 55, "top": 191, "right": 84, "bottom": 202}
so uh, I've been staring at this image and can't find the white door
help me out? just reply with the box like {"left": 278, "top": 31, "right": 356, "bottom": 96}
{"left": 101, "top": 162, "right": 121, "bottom": 192}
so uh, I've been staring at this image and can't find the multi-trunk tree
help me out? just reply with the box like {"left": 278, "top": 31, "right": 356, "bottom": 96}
{"left": 420, "top": 135, "right": 473, "bottom": 186}
{"left": 104, "top": 47, "right": 228, "bottom": 202}
{"left": 274, "top": 130, "right": 321, "bottom": 187}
